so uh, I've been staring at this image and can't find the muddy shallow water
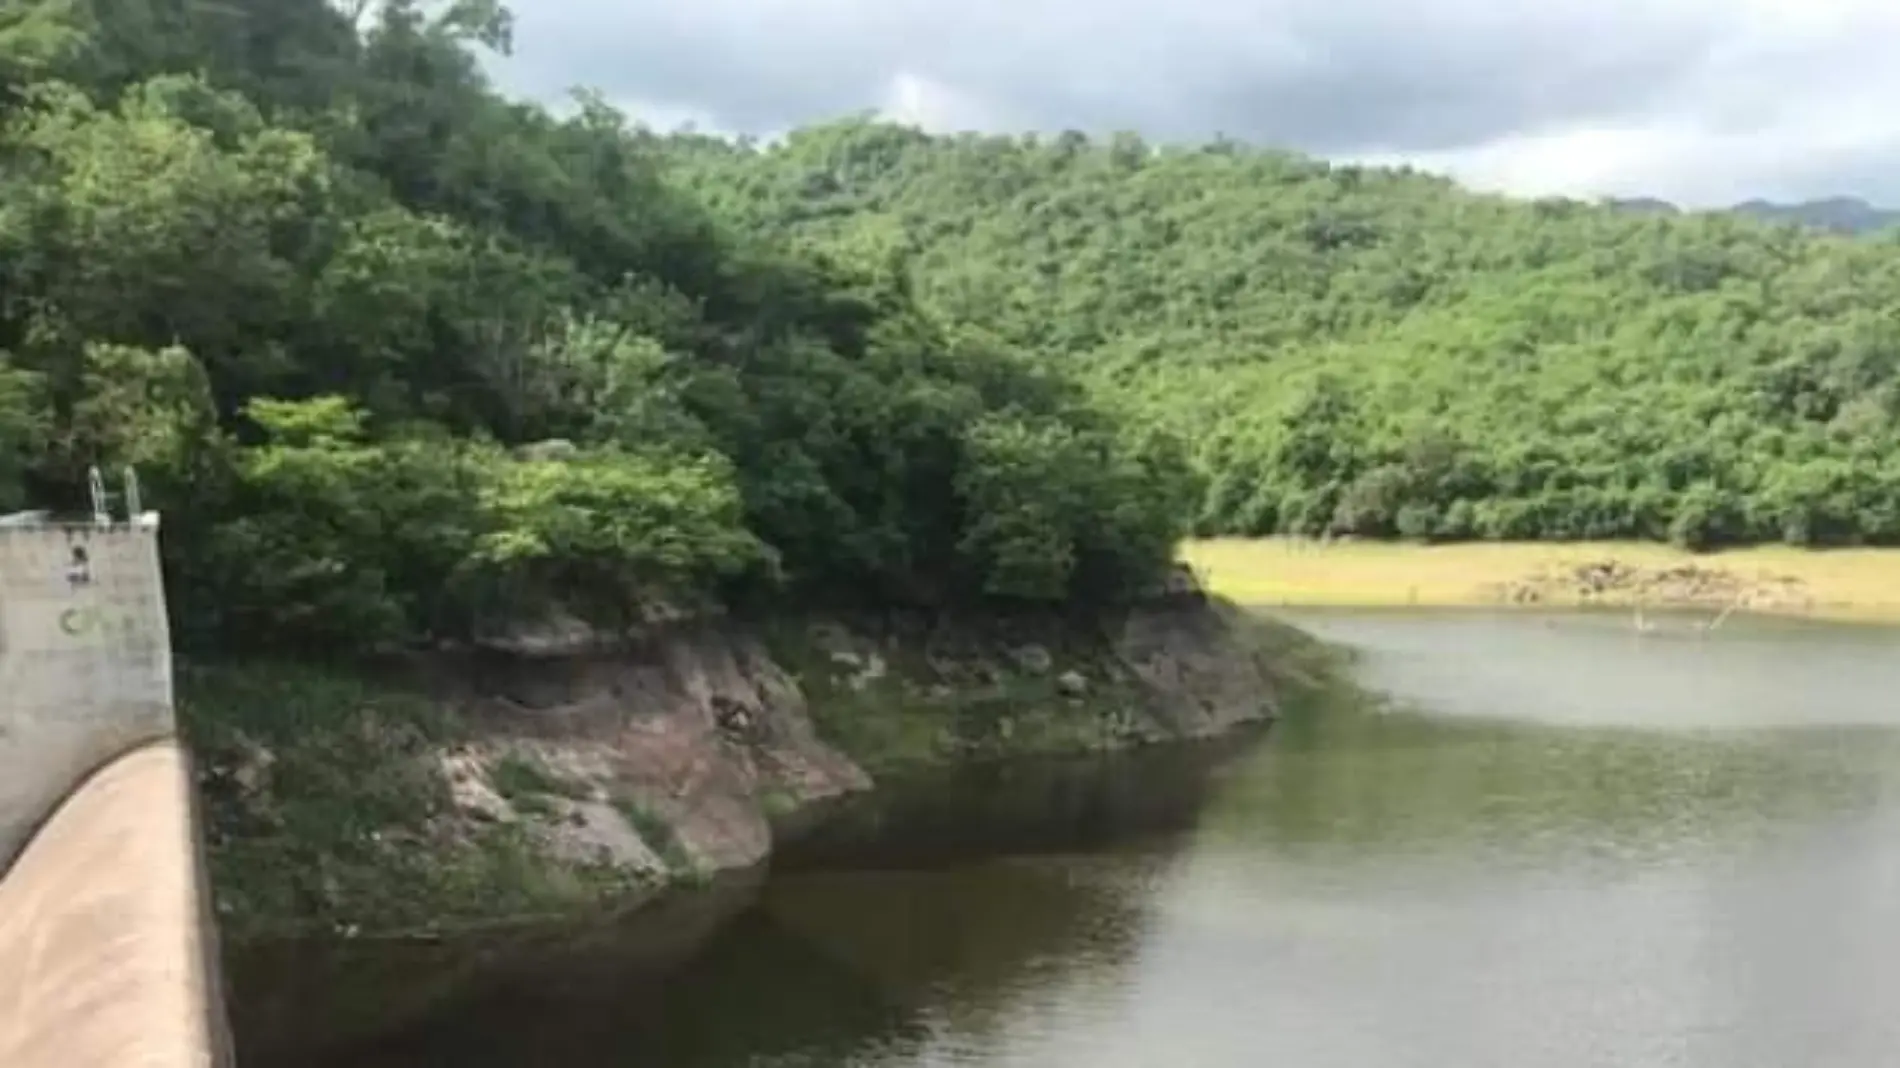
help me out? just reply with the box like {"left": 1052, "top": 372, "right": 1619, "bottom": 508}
{"left": 237, "top": 608, "right": 1900, "bottom": 1068}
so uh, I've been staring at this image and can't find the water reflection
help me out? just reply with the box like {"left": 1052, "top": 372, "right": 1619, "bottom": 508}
{"left": 235, "top": 746, "right": 1231, "bottom": 1068}
{"left": 239, "top": 610, "right": 1900, "bottom": 1068}
{"left": 247, "top": 853, "right": 1182, "bottom": 1067}
{"left": 1214, "top": 702, "right": 1900, "bottom": 870}
{"left": 777, "top": 736, "right": 1257, "bottom": 870}
{"left": 1283, "top": 606, "right": 1900, "bottom": 729}
{"left": 231, "top": 869, "right": 766, "bottom": 1065}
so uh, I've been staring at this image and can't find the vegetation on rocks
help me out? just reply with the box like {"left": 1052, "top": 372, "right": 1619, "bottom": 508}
{"left": 762, "top": 599, "right": 1339, "bottom": 774}
{"left": 180, "top": 661, "right": 648, "bottom": 941}
{"left": 180, "top": 597, "right": 1327, "bottom": 939}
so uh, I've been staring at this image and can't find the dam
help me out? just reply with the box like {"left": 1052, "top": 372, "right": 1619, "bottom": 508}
{"left": 0, "top": 492, "right": 228, "bottom": 1067}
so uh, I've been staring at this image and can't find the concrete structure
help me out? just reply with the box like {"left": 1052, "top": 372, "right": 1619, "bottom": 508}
{"left": 0, "top": 515, "right": 228, "bottom": 1067}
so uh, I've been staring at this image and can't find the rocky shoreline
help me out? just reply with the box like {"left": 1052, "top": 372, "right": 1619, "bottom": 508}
{"left": 186, "top": 589, "right": 1327, "bottom": 942}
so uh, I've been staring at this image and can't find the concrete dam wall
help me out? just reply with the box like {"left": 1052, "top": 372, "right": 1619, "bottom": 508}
{"left": 0, "top": 516, "right": 227, "bottom": 1067}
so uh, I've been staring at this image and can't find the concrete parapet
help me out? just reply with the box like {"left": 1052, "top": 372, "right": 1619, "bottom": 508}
{"left": 0, "top": 520, "right": 173, "bottom": 872}
{"left": 0, "top": 516, "right": 222, "bottom": 1067}
{"left": 0, "top": 742, "right": 216, "bottom": 1068}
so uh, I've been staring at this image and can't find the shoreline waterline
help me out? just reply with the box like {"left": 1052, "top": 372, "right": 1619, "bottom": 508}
{"left": 1182, "top": 537, "right": 1900, "bottom": 625}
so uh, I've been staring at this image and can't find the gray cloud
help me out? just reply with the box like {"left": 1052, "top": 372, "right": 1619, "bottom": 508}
{"left": 488, "top": 0, "right": 1900, "bottom": 206}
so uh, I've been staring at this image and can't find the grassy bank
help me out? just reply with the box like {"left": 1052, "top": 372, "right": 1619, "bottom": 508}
{"left": 1182, "top": 538, "right": 1900, "bottom": 623}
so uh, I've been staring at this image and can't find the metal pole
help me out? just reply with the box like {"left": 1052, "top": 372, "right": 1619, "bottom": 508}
{"left": 87, "top": 467, "right": 109, "bottom": 526}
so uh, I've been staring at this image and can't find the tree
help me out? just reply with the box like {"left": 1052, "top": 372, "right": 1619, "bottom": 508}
{"left": 0, "top": 7, "right": 1196, "bottom": 656}
{"left": 665, "top": 117, "right": 1900, "bottom": 549}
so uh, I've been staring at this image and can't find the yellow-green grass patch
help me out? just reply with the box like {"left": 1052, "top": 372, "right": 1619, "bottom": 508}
{"left": 1181, "top": 538, "right": 1900, "bottom": 624}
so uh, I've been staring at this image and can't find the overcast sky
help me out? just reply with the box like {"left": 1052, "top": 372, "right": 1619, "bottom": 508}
{"left": 488, "top": 0, "right": 1900, "bottom": 208}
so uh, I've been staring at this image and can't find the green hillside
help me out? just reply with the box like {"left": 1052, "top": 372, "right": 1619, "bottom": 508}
{"left": 0, "top": 3, "right": 1194, "bottom": 656}
{"left": 661, "top": 120, "right": 1900, "bottom": 549}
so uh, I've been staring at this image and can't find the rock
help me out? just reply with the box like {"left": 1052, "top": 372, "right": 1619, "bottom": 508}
{"left": 231, "top": 739, "right": 276, "bottom": 795}
{"left": 1011, "top": 644, "right": 1053, "bottom": 674}
{"left": 1143, "top": 561, "right": 1207, "bottom": 602}
{"left": 712, "top": 696, "right": 754, "bottom": 735}
{"left": 1056, "top": 670, "right": 1089, "bottom": 697}
{"left": 437, "top": 750, "right": 516, "bottom": 824}
{"left": 477, "top": 610, "right": 611, "bottom": 657}
{"left": 846, "top": 652, "right": 888, "bottom": 691}
{"left": 540, "top": 800, "right": 667, "bottom": 874}
{"left": 807, "top": 622, "right": 855, "bottom": 653}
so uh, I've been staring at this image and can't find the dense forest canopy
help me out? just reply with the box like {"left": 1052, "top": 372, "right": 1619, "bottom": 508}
{"left": 0, "top": 0, "right": 1197, "bottom": 655}
{"left": 657, "top": 121, "right": 1900, "bottom": 550}
{"left": 12, "top": 0, "right": 1899, "bottom": 664}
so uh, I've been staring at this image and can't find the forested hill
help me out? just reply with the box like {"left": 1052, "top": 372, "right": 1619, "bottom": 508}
{"left": 661, "top": 121, "right": 1900, "bottom": 549}
{"left": 0, "top": 3, "right": 1198, "bottom": 656}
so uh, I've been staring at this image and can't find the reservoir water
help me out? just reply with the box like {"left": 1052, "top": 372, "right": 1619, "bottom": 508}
{"left": 237, "top": 608, "right": 1900, "bottom": 1067}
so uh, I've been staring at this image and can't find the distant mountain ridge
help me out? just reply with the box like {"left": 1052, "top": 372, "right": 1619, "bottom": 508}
{"left": 1730, "top": 197, "right": 1900, "bottom": 234}
{"left": 1610, "top": 195, "right": 1900, "bottom": 235}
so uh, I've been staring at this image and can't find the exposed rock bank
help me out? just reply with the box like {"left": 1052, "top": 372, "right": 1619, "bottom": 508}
{"left": 186, "top": 588, "right": 1321, "bottom": 939}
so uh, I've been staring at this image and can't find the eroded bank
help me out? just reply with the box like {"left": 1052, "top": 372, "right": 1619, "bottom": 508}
{"left": 188, "top": 591, "right": 1331, "bottom": 944}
